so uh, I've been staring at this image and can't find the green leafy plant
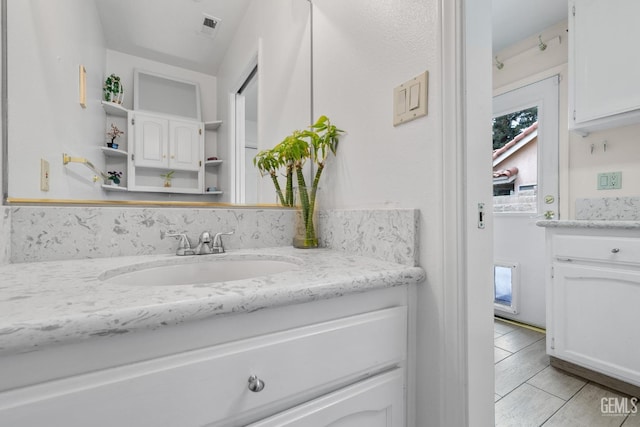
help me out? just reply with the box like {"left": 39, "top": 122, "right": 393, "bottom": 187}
{"left": 107, "top": 170, "right": 122, "bottom": 185}
{"left": 160, "top": 170, "right": 175, "bottom": 187}
{"left": 103, "top": 74, "right": 123, "bottom": 103}
{"left": 254, "top": 116, "right": 344, "bottom": 247}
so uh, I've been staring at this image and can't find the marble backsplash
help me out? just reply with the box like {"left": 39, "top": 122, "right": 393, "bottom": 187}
{"left": 575, "top": 197, "right": 640, "bottom": 221}
{"left": 319, "top": 209, "right": 419, "bottom": 266}
{"left": 10, "top": 207, "right": 295, "bottom": 263}
{"left": 6, "top": 206, "right": 419, "bottom": 265}
{"left": 0, "top": 208, "right": 10, "bottom": 265}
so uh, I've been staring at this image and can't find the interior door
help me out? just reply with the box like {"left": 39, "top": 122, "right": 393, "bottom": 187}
{"left": 492, "top": 75, "right": 559, "bottom": 327}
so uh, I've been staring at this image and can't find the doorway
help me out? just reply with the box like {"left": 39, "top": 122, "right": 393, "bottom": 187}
{"left": 492, "top": 75, "right": 559, "bottom": 327}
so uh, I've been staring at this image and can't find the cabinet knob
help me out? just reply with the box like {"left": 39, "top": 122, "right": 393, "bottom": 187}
{"left": 171, "top": 155, "right": 175, "bottom": 159}
{"left": 248, "top": 375, "right": 265, "bottom": 392}
{"left": 611, "top": 248, "right": 620, "bottom": 253}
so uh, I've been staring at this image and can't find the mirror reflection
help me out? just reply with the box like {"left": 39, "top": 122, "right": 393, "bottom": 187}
{"left": 4, "top": 0, "right": 310, "bottom": 205}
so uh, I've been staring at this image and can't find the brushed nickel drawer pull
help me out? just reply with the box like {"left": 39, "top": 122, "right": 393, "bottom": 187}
{"left": 611, "top": 248, "right": 620, "bottom": 253}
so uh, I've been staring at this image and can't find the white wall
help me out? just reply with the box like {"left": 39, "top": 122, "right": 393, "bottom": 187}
{"left": 216, "top": 0, "right": 311, "bottom": 203}
{"left": 312, "top": 1, "right": 495, "bottom": 425}
{"left": 493, "top": 20, "right": 640, "bottom": 218}
{"left": 7, "top": 0, "right": 106, "bottom": 200}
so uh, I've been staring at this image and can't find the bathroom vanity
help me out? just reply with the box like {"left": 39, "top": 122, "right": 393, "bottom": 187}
{"left": 0, "top": 248, "right": 424, "bottom": 426}
{"left": 540, "top": 221, "right": 640, "bottom": 393}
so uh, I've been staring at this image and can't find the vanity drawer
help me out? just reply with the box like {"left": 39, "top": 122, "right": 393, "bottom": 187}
{"left": 553, "top": 235, "right": 640, "bottom": 265}
{"left": 0, "top": 306, "right": 407, "bottom": 427}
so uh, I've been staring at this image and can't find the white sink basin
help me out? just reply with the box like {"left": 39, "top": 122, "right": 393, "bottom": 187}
{"left": 100, "top": 256, "right": 301, "bottom": 286}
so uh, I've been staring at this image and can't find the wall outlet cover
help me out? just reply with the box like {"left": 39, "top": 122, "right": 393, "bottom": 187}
{"left": 597, "top": 171, "right": 622, "bottom": 190}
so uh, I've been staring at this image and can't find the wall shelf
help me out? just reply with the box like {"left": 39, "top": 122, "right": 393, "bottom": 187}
{"left": 204, "top": 190, "right": 223, "bottom": 195}
{"left": 204, "top": 121, "right": 222, "bottom": 131}
{"left": 101, "top": 147, "right": 128, "bottom": 158}
{"left": 101, "top": 184, "right": 128, "bottom": 192}
{"left": 101, "top": 101, "right": 129, "bottom": 117}
{"left": 204, "top": 159, "right": 223, "bottom": 167}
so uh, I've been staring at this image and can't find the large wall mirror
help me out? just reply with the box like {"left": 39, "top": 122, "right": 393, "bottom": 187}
{"left": 2, "top": 0, "right": 311, "bottom": 206}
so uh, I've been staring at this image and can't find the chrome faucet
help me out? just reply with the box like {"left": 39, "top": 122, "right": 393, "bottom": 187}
{"left": 162, "top": 231, "right": 195, "bottom": 256}
{"left": 194, "top": 231, "right": 214, "bottom": 255}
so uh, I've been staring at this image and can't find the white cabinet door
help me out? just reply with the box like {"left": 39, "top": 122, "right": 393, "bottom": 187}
{"left": 569, "top": 0, "right": 640, "bottom": 132}
{"left": 549, "top": 263, "right": 640, "bottom": 386}
{"left": 133, "top": 113, "right": 168, "bottom": 169}
{"left": 169, "top": 119, "right": 202, "bottom": 171}
{"left": 249, "top": 370, "right": 405, "bottom": 427}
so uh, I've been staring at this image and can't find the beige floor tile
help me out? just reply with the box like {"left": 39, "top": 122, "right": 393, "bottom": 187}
{"left": 495, "top": 346, "right": 512, "bottom": 364}
{"left": 495, "top": 326, "right": 545, "bottom": 353}
{"left": 495, "top": 319, "right": 517, "bottom": 336}
{"left": 543, "top": 383, "right": 629, "bottom": 427}
{"left": 623, "top": 412, "right": 640, "bottom": 426}
{"left": 527, "top": 366, "right": 587, "bottom": 400}
{"left": 495, "top": 383, "right": 565, "bottom": 427}
{"left": 495, "top": 339, "right": 550, "bottom": 396}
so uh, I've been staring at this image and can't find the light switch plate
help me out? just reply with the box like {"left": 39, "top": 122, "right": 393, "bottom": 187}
{"left": 597, "top": 171, "right": 622, "bottom": 190}
{"left": 393, "top": 71, "right": 428, "bottom": 126}
{"left": 40, "top": 159, "right": 50, "bottom": 191}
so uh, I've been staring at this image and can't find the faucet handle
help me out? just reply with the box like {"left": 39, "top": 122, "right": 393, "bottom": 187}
{"left": 213, "top": 231, "right": 234, "bottom": 253}
{"left": 162, "top": 232, "right": 194, "bottom": 256}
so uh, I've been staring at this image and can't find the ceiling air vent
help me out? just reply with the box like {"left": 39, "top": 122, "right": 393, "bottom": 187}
{"left": 199, "top": 13, "right": 222, "bottom": 38}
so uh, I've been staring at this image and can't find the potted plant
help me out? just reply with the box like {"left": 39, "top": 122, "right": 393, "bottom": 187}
{"left": 254, "top": 116, "right": 344, "bottom": 248}
{"left": 160, "top": 170, "right": 175, "bottom": 187}
{"left": 106, "top": 124, "right": 124, "bottom": 149}
{"left": 107, "top": 171, "right": 122, "bottom": 186}
{"left": 103, "top": 74, "right": 124, "bottom": 104}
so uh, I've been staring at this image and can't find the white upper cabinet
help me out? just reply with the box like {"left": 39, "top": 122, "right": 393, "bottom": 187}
{"left": 133, "top": 113, "right": 202, "bottom": 171}
{"left": 169, "top": 119, "right": 202, "bottom": 171}
{"left": 129, "top": 112, "right": 204, "bottom": 193}
{"left": 133, "top": 113, "right": 169, "bottom": 169}
{"left": 569, "top": 0, "right": 640, "bottom": 133}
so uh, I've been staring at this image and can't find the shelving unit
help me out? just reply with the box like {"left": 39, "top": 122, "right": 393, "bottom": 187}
{"left": 100, "top": 83, "right": 224, "bottom": 196}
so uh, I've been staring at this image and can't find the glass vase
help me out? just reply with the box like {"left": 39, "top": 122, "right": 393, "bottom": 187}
{"left": 292, "top": 186, "right": 319, "bottom": 249}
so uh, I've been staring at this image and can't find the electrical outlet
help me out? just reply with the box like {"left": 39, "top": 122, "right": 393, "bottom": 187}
{"left": 40, "top": 159, "right": 50, "bottom": 191}
{"left": 597, "top": 172, "right": 622, "bottom": 190}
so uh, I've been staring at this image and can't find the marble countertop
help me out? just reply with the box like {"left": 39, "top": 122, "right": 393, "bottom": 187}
{"left": 536, "top": 220, "right": 640, "bottom": 229}
{"left": 0, "top": 247, "right": 425, "bottom": 357}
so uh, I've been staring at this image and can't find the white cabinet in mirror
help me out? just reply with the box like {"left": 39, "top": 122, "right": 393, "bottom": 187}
{"left": 101, "top": 102, "right": 224, "bottom": 195}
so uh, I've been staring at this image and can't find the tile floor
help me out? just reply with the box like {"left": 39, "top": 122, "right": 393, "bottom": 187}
{"left": 494, "top": 318, "right": 639, "bottom": 426}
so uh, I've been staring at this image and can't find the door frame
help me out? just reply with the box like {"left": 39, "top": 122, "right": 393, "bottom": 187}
{"left": 439, "top": 0, "right": 494, "bottom": 425}
{"left": 228, "top": 55, "right": 258, "bottom": 204}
